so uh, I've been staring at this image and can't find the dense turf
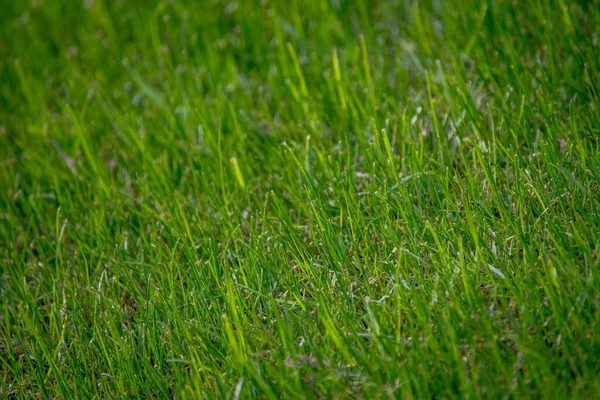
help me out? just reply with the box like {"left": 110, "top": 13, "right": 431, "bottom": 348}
{"left": 1, "top": 0, "right": 600, "bottom": 398}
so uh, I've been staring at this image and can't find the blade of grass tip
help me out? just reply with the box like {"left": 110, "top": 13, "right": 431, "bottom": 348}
{"left": 230, "top": 157, "right": 246, "bottom": 191}
{"left": 556, "top": 0, "right": 574, "bottom": 35}
{"left": 286, "top": 43, "right": 308, "bottom": 98}
{"left": 332, "top": 48, "right": 347, "bottom": 111}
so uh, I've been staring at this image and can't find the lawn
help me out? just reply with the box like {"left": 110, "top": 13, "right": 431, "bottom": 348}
{"left": 1, "top": 0, "right": 599, "bottom": 398}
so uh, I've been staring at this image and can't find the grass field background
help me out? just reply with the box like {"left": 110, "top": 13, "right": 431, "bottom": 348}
{"left": 1, "top": 0, "right": 600, "bottom": 397}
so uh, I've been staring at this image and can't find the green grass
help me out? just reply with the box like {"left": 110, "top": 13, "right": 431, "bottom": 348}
{"left": 1, "top": 0, "right": 600, "bottom": 397}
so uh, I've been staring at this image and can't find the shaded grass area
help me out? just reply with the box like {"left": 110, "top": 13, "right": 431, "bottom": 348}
{"left": 1, "top": 0, "right": 600, "bottom": 397}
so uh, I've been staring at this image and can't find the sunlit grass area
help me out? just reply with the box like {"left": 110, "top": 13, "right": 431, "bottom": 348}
{"left": 1, "top": 0, "right": 599, "bottom": 397}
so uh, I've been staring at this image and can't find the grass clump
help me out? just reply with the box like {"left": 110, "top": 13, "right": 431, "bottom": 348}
{"left": 1, "top": 0, "right": 600, "bottom": 398}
